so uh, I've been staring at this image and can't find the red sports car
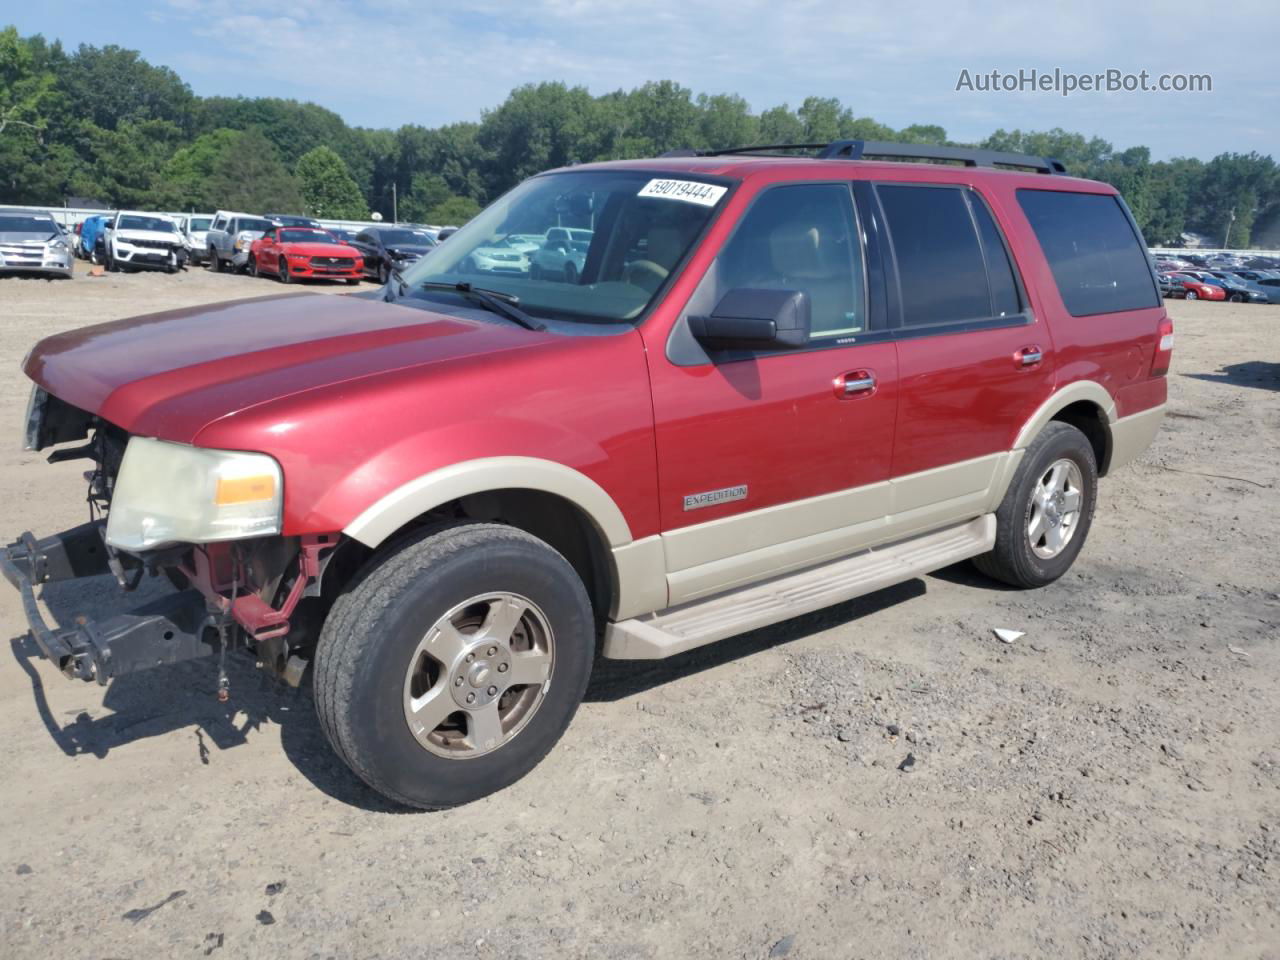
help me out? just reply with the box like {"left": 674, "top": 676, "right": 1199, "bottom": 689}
{"left": 1165, "top": 272, "right": 1226, "bottom": 301}
{"left": 249, "top": 226, "right": 363, "bottom": 284}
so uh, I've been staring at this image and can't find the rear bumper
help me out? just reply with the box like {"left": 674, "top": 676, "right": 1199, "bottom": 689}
{"left": 3, "top": 522, "right": 222, "bottom": 684}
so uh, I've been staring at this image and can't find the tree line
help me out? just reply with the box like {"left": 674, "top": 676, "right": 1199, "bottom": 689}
{"left": 2, "top": 25, "right": 1277, "bottom": 245}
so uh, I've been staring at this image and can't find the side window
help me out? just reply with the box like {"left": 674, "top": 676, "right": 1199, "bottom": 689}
{"left": 1017, "top": 189, "right": 1159, "bottom": 316}
{"left": 969, "top": 196, "right": 1022, "bottom": 317}
{"left": 876, "top": 185, "right": 991, "bottom": 327}
{"left": 717, "top": 183, "right": 866, "bottom": 338}
{"left": 212, "top": 217, "right": 226, "bottom": 231}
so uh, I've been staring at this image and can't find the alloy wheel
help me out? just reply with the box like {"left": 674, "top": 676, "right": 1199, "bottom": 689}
{"left": 402, "top": 593, "right": 555, "bottom": 759}
{"left": 1027, "top": 458, "right": 1084, "bottom": 560}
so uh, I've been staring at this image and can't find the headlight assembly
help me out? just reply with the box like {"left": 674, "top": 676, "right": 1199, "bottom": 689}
{"left": 105, "top": 437, "right": 283, "bottom": 551}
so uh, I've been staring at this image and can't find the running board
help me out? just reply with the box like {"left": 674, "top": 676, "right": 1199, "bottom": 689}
{"left": 602, "top": 515, "right": 995, "bottom": 659}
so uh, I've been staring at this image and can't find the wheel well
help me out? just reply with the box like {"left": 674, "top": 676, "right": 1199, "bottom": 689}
{"left": 1050, "top": 401, "right": 1112, "bottom": 475}
{"left": 351, "top": 489, "right": 614, "bottom": 626}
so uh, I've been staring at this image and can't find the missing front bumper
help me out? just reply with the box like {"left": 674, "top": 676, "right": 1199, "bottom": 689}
{"left": 2, "top": 522, "right": 226, "bottom": 684}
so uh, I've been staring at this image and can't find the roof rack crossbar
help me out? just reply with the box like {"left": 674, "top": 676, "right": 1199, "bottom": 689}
{"left": 819, "top": 140, "right": 1066, "bottom": 174}
{"left": 659, "top": 140, "right": 1066, "bottom": 174}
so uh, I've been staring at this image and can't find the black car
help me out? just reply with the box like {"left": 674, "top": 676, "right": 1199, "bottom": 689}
{"left": 265, "top": 214, "right": 323, "bottom": 229}
{"left": 349, "top": 227, "right": 437, "bottom": 283}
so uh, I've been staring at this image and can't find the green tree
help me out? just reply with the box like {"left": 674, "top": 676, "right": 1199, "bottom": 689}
{"left": 427, "top": 194, "right": 480, "bottom": 226}
{"left": 695, "top": 93, "right": 758, "bottom": 150}
{"left": 295, "top": 145, "right": 366, "bottom": 218}
{"left": 205, "top": 127, "right": 304, "bottom": 212}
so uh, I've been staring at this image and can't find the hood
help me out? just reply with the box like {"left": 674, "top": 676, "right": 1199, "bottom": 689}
{"left": 115, "top": 228, "right": 181, "bottom": 244}
{"left": 0, "top": 230, "right": 58, "bottom": 244}
{"left": 276, "top": 242, "right": 361, "bottom": 258}
{"left": 24, "top": 292, "right": 551, "bottom": 443}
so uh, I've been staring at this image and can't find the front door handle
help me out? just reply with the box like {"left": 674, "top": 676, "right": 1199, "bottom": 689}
{"left": 834, "top": 370, "right": 876, "bottom": 398}
{"left": 1015, "top": 346, "right": 1043, "bottom": 368}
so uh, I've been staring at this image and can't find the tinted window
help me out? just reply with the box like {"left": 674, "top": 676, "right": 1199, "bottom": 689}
{"left": 970, "top": 197, "right": 1022, "bottom": 317}
{"left": 878, "top": 185, "right": 991, "bottom": 327}
{"left": 718, "top": 183, "right": 866, "bottom": 338}
{"left": 1017, "top": 190, "right": 1159, "bottom": 316}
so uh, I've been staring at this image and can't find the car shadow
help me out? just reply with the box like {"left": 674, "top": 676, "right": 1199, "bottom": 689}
{"left": 10, "top": 571, "right": 937, "bottom": 811}
{"left": 1183, "top": 361, "right": 1280, "bottom": 392}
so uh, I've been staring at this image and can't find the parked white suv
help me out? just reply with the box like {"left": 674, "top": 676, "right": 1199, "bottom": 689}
{"left": 176, "top": 214, "right": 215, "bottom": 265}
{"left": 105, "top": 212, "right": 184, "bottom": 273}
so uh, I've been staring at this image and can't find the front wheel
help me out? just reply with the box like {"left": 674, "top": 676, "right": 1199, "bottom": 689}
{"left": 314, "top": 524, "right": 594, "bottom": 809}
{"left": 973, "top": 421, "right": 1097, "bottom": 588}
{"left": 1229, "top": 293, "right": 1244, "bottom": 303}
{"left": 279, "top": 261, "right": 292, "bottom": 284}
{"left": 378, "top": 261, "right": 390, "bottom": 285}
{"left": 209, "top": 251, "right": 222, "bottom": 272}
{"left": 249, "top": 255, "right": 259, "bottom": 278}
{"left": 563, "top": 262, "right": 578, "bottom": 284}
{"left": 1185, "top": 289, "right": 1198, "bottom": 300}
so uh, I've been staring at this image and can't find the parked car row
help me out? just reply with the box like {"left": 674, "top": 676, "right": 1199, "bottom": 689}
{"left": 1156, "top": 265, "right": 1280, "bottom": 304}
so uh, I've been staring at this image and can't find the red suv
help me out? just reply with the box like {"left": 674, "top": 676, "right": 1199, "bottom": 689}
{"left": 4, "top": 140, "right": 1170, "bottom": 809}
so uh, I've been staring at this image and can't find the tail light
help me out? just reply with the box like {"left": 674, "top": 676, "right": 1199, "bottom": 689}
{"left": 1152, "top": 315, "right": 1174, "bottom": 376}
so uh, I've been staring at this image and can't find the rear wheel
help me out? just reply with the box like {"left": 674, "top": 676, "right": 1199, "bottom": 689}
{"left": 973, "top": 421, "right": 1097, "bottom": 588}
{"left": 314, "top": 524, "right": 594, "bottom": 809}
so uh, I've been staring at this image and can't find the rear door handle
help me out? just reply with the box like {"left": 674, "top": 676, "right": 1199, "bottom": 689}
{"left": 834, "top": 370, "right": 876, "bottom": 398}
{"left": 1015, "top": 346, "right": 1043, "bottom": 368}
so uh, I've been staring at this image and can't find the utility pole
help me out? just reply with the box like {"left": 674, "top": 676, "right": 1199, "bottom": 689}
{"left": 1223, "top": 207, "right": 1237, "bottom": 249}
{"left": 392, "top": 182, "right": 398, "bottom": 225}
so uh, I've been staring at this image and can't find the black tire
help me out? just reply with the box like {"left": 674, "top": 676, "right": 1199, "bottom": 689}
{"left": 378, "top": 260, "right": 390, "bottom": 285}
{"left": 1229, "top": 293, "right": 1244, "bottom": 303}
{"left": 564, "top": 262, "right": 578, "bottom": 284}
{"left": 1185, "top": 289, "right": 1197, "bottom": 300}
{"left": 209, "top": 250, "right": 222, "bottom": 272}
{"left": 345, "top": 277, "right": 360, "bottom": 286}
{"left": 529, "top": 263, "right": 543, "bottom": 281}
{"left": 104, "top": 248, "right": 117, "bottom": 272}
{"left": 972, "top": 421, "right": 1098, "bottom": 588}
{"left": 279, "top": 260, "right": 292, "bottom": 284}
{"left": 314, "top": 523, "right": 594, "bottom": 810}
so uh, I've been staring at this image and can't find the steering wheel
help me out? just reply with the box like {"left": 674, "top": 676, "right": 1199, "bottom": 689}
{"left": 624, "top": 259, "right": 669, "bottom": 293}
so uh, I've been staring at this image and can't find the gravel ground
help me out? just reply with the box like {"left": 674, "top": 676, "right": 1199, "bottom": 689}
{"left": 0, "top": 266, "right": 1277, "bottom": 959}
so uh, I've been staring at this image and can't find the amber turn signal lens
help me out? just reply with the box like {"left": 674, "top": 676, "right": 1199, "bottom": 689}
{"left": 215, "top": 474, "right": 277, "bottom": 505}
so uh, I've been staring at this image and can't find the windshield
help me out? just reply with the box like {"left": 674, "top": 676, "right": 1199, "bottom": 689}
{"left": 0, "top": 215, "right": 57, "bottom": 235}
{"left": 118, "top": 215, "right": 177, "bottom": 232}
{"left": 280, "top": 228, "right": 338, "bottom": 243}
{"left": 400, "top": 170, "right": 730, "bottom": 323}
{"left": 379, "top": 230, "right": 435, "bottom": 246}
{"left": 189, "top": 218, "right": 212, "bottom": 231}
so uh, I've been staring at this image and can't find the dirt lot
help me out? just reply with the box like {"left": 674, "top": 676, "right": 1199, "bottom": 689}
{"left": 0, "top": 266, "right": 1277, "bottom": 959}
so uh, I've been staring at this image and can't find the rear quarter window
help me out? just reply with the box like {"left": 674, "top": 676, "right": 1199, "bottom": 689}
{"left": 1017, "top": 190, "right": 1159, "bottom": 317}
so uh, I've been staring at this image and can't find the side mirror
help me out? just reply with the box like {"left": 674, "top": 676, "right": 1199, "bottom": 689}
{"left": 688, "top": 288, "right": 811, "bottom": 350}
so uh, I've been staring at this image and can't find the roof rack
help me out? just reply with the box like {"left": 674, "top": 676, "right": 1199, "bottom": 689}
{"left": 660, "top": 139, "right": 1067, "bottom": 175}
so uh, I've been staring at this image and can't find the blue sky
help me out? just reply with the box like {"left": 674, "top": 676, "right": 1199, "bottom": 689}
{"left": 9, "top": 0, "right": 1276, "bottom": 160}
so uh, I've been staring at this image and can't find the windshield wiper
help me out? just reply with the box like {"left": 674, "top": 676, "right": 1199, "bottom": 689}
{"left": 418, "top": 281, "right": 547, "bottom": 332}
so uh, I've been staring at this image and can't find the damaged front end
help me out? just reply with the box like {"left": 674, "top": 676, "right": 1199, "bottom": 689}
{"left": 5, "top": 387, "right": 340, "bottom": 690}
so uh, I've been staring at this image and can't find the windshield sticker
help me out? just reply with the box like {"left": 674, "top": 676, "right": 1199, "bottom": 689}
{"left": 638, "top": 179, "right": 727, "bottom": 207}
